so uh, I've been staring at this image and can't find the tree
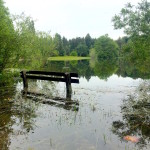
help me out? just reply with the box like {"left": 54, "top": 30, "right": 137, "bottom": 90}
{"left": 0, "top": 0, "right": 19, "bottom": 72}
{"left": 76, "top": 43, "right": 88, "bottom": 56}
{"left": 13, "top": 14, "right": 45, "bottom": 70}
{"left": 90, "top": 48, "right": 97, "bottom": 60}
{"left": 85, "top": 33, "right": 93, "bottom": 49}
{"left": 116, "top": 36, "right": 130, "bottom": 57}
{"left": 112, "top": 0, "right": 150, "bottom": 60}
{"left": 37, "top": 31, "right": 54, "bottom": 58}
{"left": 53, "top": 33, "right": 63, "bottom": 55}
{"left": 70, "top": 50, "right": 77, "bottom": 56}
{"left": 62, "top": 37, "right": 70, "bottom": 55}
{"left": 94, "top": 35, "right": 118, "bottom": 59}
{"left": 112, "top": 0, "right": 150, "bottom": 37}
{"left": 13, "top": 13, "right": 54, "bottom": 68}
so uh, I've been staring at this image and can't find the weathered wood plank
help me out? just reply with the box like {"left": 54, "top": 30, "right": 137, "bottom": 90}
{"left": 25, "top": 75, "right": 66, "bottom": 82}
{"left": 70, "top": 73, "right": 79, "bottom": 77}
{"left": 71, "top": 79, "right": 79, "bottom": 83}
{"left": 22, "top": 71, "right": 79, "bottom": 77}
{"left": 26, "top": 71, "right": 66, "bottom": 76}
{"left": 20, "top": 75, "right": 79, "bottom": 83}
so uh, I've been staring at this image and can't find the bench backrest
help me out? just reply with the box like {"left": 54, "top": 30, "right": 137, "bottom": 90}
{"left": 20, "top": 71, "right": 79, "bottom": 83}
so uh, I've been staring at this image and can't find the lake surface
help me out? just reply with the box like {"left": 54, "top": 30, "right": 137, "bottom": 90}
{"left": 0, "top": 60, "right": 150, "bottom": 150}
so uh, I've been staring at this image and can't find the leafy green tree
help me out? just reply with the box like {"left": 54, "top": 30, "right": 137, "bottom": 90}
{"left": 76, "top": 43, "right": 88, "bottom": 56}
{"left": 116, "top": 36, "right": 130, "bottom": 57}
{"left": 94, "top": 35, "right": 118, "bottom": 59}
{"left": 112, "top": 0, "right": 150, "bottom": 37}
{"left": 0, "top": 0, "right": 19, "bottom": 72}
{"left": 70, "top": 50, "right": 77, "bottom": 56}
{"left": 37, "top": 31, "right": 54, "bottom": 58}
{"left": 13, "top": 13, "right": 38, "bottom": 60}
{"left": 112, "top": 0, "right": 150, "bottom": 60}
{"left": 13, "top": 13, "right": 53, "bottom": 69}
{"left": 50, "top": 50, "right": 59, "bottom": 56}
{"left": 89, "top": 48, "right": 97, "bottom": 61}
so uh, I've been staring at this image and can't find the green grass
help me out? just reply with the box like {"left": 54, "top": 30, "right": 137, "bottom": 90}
{"left": 48, "top": 56, "right": 90, "bottom": 61}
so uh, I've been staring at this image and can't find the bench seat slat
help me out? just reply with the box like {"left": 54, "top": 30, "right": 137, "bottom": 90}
{"left": 21, "top": 71, "right": 79, "bottom": 78}
{"left": 20, "top": 75, "right": 79, "bottom": 83}
{"left": 26, "top": 71, "right": 66, "bottom": 76}
{"left": 70, "top": 73, "right": 78, "bottom": 77}
{"left": 25, "top": 75, "right": 66, "bottom": 82}
{"left": 71, "top": 79, "right": 79, "bottom": 83}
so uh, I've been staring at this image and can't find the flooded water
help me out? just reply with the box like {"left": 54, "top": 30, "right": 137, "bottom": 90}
{"left": 0, "top": 60, "right": 150, "bottom": 150}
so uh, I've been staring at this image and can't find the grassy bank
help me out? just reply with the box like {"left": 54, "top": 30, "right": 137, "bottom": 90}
{"left": 48, "top": 56, "right": 90, "bottom": 61}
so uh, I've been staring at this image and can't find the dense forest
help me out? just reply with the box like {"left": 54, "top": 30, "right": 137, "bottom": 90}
{"left": 0, "top": 0, "right": 150, "bottom": 74}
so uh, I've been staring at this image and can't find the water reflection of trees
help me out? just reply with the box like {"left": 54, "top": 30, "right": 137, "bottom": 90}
{"left": 0, "top": 100, "right": 13, "bottom": 150}
{"left": 46, "top": 57, "right": 150, "bottom": 81}
{"left": 0, "top": 73, "right": 15, "bottom": 149}
{"left": 0, "top": 98, "right": 37, "bottom": 150}
{"left": 0, "top": 76, "right": 38, "bottom": 150}
{"left": 45, "top": 60, "right": 94, "bottom": 81}
{"left": 46, "top": 59, "right": 118, "bottom": 81}
{"left": 117, "top": 57, "right": 150, "bottom": 79}
{"left": 93, "top": 58, "right": 118, "bottom": 80}
{"left": 112, "top": 81, "right": 150, "bottom": 149}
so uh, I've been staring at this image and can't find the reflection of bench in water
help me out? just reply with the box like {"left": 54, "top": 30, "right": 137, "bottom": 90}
{"left": 20, "top": 70, "right": 79, "bottom": 111}
{"left": 25, "top": 91, "right": 79, "bottom": 111}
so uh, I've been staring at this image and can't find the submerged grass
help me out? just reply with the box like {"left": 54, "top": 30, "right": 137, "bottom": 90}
{"left": 48, "top": 56, "right": 90, "bottom": 61}
{"left": 112, "top": 81, "right": 150, "bottom": 148}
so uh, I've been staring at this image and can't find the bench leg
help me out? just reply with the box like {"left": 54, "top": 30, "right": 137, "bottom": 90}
{"left": 22, "top": 71, "right": 28, "bottom": 90}
{"left": 65, "top": 73, "right": 72, "bottom": 100}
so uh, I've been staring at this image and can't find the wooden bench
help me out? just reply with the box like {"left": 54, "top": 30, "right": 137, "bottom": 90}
{"left": 20, "top": 70, "right": 79, "bottom": 98}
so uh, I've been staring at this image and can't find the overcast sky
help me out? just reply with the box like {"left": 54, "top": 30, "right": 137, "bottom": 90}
{"left": 4, "top": 0, "right": 141, "bottom": 39}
